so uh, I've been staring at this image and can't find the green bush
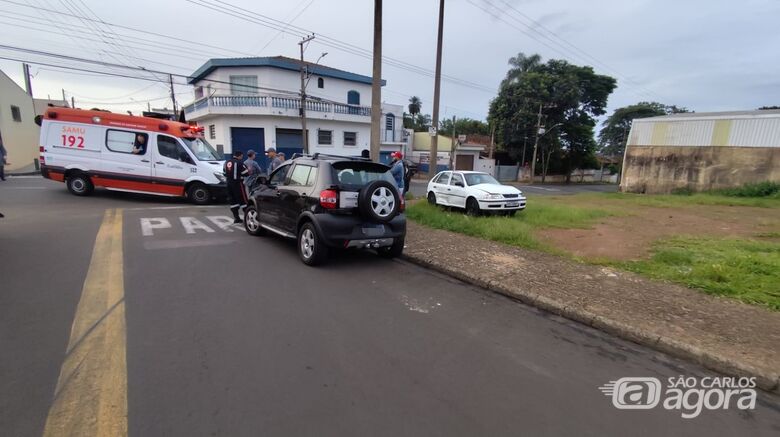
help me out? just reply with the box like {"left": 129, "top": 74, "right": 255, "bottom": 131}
{"left": 714, "top": 181, "right": 780, "bottom": 198}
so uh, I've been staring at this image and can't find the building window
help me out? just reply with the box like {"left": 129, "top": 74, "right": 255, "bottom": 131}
{"left": 209, "top": 124, "right": 216, "bottom": 140}
{"left": 229, "top": 75, "right": 258, "bottom": 96}
{"left": 11, "top": 105, "right": 22, "bottom": 122}
{"left": 344, "top": 131, "right": 357, "bottom": 146}
{"left": 385, "top": 114, "right": 395, "bottom": 130}
{"left": 318, "top": 129, "right": 332, "bottom": 145}
{"left": 347, "top": 90, "right": 360, "bottom": 105}
{"left": 317, "top": 77, "right": 324, "bottom": 89}
{"left": 194, "top": 86, "right": 204, "bottom": 99}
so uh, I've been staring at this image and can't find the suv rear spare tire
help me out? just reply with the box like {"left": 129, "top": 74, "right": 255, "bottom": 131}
{"left": 358, "top": 180, "right": 400, "bottom": 222}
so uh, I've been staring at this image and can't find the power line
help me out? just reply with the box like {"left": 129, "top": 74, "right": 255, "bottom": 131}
{"left": 254, "top": 0, "right": 315, "bottom": 54}
{"left": 184, "top": 0, "right": 496, "bottom": 93}
{"left": 491, "top": 0, "right": 667, "bottom": 102}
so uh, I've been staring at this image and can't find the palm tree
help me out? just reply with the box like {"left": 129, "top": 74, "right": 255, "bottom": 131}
{"left": 502, "top": 53, "right": 542, "bottom": 87}
{"left": 408, "top": 96, "right": 422, "bottom": 122}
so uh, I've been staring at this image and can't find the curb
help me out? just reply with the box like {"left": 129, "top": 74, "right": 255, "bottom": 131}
{"left": 401, "top": 253, "right": 780, "bottom": 394}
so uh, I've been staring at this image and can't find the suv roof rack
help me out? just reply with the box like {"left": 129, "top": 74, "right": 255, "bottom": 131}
{"left": 307, "top": 152, "right": 373, "bottom": 162}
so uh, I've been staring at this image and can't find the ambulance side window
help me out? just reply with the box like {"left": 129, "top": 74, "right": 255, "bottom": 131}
{"left": 158, "top": 135, "right": 193, "bottom": 164}
{"left": 106, "top": 130, "right": 147, "bottom": 155}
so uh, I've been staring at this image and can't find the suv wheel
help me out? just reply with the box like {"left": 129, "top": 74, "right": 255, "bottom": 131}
{"left": 244, "top": 206, "right": 265, "bottom": 236}
{"left": 378, "top": 237, "right": 404, "bottom": 259}
{"left": 67, "top": 172, "right": 94, "bottom": 196}
{"left": 298, "top": 222, "right": 328, "bottom": 266}
{"left": 359, "top": 180, "right": 400, "bottom": 222}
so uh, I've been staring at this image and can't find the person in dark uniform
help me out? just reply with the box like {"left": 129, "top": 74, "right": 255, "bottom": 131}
{"left": 223, "top": 150, "right": 249, "bottom": 224}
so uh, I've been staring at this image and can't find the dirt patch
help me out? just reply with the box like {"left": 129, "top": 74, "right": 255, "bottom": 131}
{"left": 537, "top": 204, "right": 780, "bottom": 261}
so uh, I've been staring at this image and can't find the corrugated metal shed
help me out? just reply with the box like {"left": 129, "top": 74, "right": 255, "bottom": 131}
{"left": 628, "top": 110, "right": 780, "bottom": 148}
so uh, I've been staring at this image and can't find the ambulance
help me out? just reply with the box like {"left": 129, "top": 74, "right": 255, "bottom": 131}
{"left": 38, "top": 107, "right": 226, "bottom": 204}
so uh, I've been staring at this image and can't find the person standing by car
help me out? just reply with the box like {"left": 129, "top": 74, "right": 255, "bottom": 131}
{"left": 390, "top": 151, "right": 405, "bottom": 195}
{"left": 265, "top": 147, "right": 282, "bottom": 174}
{"left": 224, "top": 150, "right": 249, "bottom": 224}
{"left": 244, "top": 150, "right": 262, "bottom": 175}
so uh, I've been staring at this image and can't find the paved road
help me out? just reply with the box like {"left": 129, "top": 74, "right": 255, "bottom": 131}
{"left": 408, "top": 178, "right": 618, "bottom": 198}
{"left": 1, "top": 176, "right": 778, "bottom": 436}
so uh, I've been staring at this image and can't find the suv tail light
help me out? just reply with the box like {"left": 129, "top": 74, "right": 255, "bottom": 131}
{"left": 399, "top": 195, "right": 405, "bottom": 212}
{"left": 319, "top": 189, "right": 338, "bottom": 209}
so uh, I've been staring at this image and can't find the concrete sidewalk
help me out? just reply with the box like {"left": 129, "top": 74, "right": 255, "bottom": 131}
{"left": 402, "top": 222, "right": 780, "bottom": 392}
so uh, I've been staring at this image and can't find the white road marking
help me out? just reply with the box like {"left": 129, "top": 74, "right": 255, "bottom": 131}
{"left": 179, "top": 216, "right": 215, "bottom": 234}
{"left": 143, "top": 238, "right": 237, "bottom": 250}
{"left": 140, "top": 217, "right": 172, "bottom": 236}
{"left": 206, "top": 215, "right": 236, "bottom": 232}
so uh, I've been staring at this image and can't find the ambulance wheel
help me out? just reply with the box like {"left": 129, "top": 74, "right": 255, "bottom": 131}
{"left": 67, "top": 172, "right": 94, "bottom": 196}
{"left": 187, "top": 183, "right": 211, "bottom": 205}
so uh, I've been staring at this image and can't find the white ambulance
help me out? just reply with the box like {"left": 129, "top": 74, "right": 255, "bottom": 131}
{"left": 39, "top": 107, "right": 226, "bottom": 204}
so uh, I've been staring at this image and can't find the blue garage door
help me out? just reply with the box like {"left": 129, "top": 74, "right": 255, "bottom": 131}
{"left": 275, "top": 128, "right": 304, "bottom": 162}
{"left": 230, "top": 127, "right": 264, "bottom": 162}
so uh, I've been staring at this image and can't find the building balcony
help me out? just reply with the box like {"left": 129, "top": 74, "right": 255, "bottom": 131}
{"left": 183, "top": 94, "right": 372, "bottom": 123}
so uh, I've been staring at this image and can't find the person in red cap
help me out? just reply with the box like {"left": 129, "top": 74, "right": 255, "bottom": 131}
{"left": 390, "top": 151, "right": 405, "bottom": 194}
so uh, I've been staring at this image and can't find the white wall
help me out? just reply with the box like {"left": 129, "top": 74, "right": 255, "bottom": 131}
{"left": 194, "top": 66, "right": 373, "bottom": 106}
{"left": 199, "top": 115, "right": 371, "bottom": 156}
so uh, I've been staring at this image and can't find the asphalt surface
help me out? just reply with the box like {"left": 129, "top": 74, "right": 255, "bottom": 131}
{"left": 1, "top": 176, "right": 779, "bottom": 436}
{"left": 408, "top": 178, "right": 618, "bottom": 198}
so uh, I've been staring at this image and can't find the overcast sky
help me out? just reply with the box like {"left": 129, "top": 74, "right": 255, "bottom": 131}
{"left": 2, "top": 0, "right": 779, "bottom": 123}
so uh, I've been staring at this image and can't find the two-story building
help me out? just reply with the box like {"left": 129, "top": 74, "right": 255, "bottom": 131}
{"left": 182, "top": 56, "right": 406, "bottom": 166}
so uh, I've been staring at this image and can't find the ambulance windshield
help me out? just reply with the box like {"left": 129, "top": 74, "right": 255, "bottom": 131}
{"left": 182, "top": 137, "right": 221, "bottom": 161}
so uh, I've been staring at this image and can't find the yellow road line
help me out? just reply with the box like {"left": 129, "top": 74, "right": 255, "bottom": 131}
{"left": 44, "top": 208, "right": 127, "bottom": 437}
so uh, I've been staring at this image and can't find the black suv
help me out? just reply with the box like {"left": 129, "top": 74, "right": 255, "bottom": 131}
{"left": 243, "top": 154, "right": 406, "bottom": 266}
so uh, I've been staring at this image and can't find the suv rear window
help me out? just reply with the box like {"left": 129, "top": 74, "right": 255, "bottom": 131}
{"left": 331, "top": 161, "right": 394, "bottom": 189}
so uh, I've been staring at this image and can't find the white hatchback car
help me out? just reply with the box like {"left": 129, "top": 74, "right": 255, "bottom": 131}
{"left": 426, "top": 171, "right": 527, "bottom": 216}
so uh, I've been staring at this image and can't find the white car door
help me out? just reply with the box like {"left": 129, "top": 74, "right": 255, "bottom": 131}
{"left": 100, "top": 129, "right": 153, "bottom": 186}
{"left": 433, "top": 171, "right": 451, "bottom": 205}
{"left": 447, "top": 172, "right": 467, "bottom": 208}
{"left": 153, "top": 134, "right": 198, "bottom": 193}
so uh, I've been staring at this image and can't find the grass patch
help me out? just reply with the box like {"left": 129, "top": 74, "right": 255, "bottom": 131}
{"left": 406, "top": 199, "right": 613, "bottom": 250}
{"left": 616, "top": 237, "right": 780, "bottom": 310}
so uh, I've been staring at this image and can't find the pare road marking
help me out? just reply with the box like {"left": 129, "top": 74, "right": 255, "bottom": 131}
{"left": 140, "top": 216, "right": 239, "bottom": 236}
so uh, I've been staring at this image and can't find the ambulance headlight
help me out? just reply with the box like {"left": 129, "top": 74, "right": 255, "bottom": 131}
{"left": 214, "top": 172, "right": 226, "bottom": 183}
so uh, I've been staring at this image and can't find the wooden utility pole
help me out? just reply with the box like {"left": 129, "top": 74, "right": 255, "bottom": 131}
{"left": 449, "top": 115, "right": 456, "bottom": 169}
{"left": 23, "top": 63, "right": 32, "bottom": 97}
{"left": 299, "top": 34, "right": 315, "bottom": 154}
{"left": 370, "top": 0, "right": 382, "bottom": 161}
{"left": 168, "top": 74, "right": 177, "bottom": 115}
{"left": 429, "top": 0, "right": 445, "bottom": 178}
{"left": 530, "top": 103, "right": 543, "bottom": 184}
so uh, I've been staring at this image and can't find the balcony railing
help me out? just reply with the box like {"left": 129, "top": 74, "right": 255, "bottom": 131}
{"left": 333, "top": 103, "right": 371, "bottom": 116}
{"left": 184, "top": 95, "right": 363, "bottom": 117}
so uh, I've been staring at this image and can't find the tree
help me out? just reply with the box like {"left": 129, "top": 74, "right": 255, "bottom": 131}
{"left": 598, "top": 102, "right": 690, "bottom": 156}
{"left": 403, "top": 96, "right": 431, "bottom": 132}
{"left": 759, "top": 106, "right": 780, "bottom": 110}
{"left": 439, "top": 117, "right": 489, "bottom": 136}
{"left": 408, "top": 96, "right": 422, "bottom": 116}
{"left": 488, "top": 53, "right": 617, "bottom": 180}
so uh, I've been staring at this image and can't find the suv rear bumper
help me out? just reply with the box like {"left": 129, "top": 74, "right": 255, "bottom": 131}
{"left": 311, "top": 213, "right": 406, "bottom": 248}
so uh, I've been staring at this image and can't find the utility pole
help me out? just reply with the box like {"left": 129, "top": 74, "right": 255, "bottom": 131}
{"left": 61, "top": 88, "right": 67, "bottom": 104}
{"left": 370, "top": 0, "right": 382, "bottom": 161}
{"left": 429, "top": 0, "right": 445, "bottom": 178}
{"left": 168, "top": 74, "right": 177, "bottom": 115}
{"left": 23, "top": 63, "right": 33, "bottom": 97}
{"left": 71, "top": 96, "right": 75, "bottom": 109}
{"left": 530, "top": 103, "right": 543, "bottom": 184}
{"left": 298, "top": 34, "right": 315, "bottom": 154}
{"left": 449, "top": 115, "right": 456, "bottom": 169}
